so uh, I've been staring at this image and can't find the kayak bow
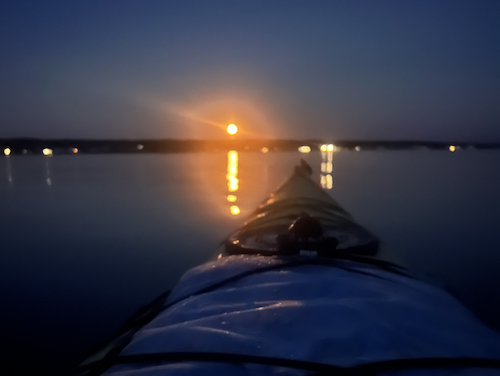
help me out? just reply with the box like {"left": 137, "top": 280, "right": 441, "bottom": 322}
{"left": 77, "top": 161, "right": 500, "bottom": 376}
{"left": 221, "top": 161, "right": 402, "bottom": 268}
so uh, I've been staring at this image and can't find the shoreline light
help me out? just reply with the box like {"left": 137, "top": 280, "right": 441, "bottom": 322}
{"left": 320, "top": 144, "right": 336, "bottom": 152}
{"left": 298, "top": 145, "right": 311, "bottom": 154}
{"left": 42, "top": 148, "right": 53, "bottom": 156}
{"left": 449, "top": 145, "right": 456, "bottom": 152}
{"left": 4, "top": 148, "right": 11, "bottom": 156}
{"left": 227, "top": 124, "right": 238, "bottom": 135}
{"left": 261, "top": 147, "right": 269, "bottom": 153}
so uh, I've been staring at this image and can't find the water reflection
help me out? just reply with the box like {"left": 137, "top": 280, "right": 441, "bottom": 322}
{"left": 226, "top": 150, "right": 240, "bottom": 215}
{"left": 5, "top": 154, "right": 13, "bottom": 184}
{"left": 320, "top": 144, "right": 334, "bottom": 190}
{"left": 2, "top": 145, "right": 337, "bottom": 197}
{"left": 45, "top": 153, "right": 53, "bottom": 186}
{"left": 230, "top": 205, "right": 241, "bottom": 215}
{"left": 221, "top": 146, "right": 336, "bottom": 216}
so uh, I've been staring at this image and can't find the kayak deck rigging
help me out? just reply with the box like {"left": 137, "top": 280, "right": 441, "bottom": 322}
{"left": 222, "top": 161, "right": 386, "bottom": 261}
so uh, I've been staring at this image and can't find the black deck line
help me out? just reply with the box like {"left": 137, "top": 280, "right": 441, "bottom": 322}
{"left": 105, "top": 352, "right": 500, "bottom": 375}
{"left": 311, "top": 357, "right": 500, "bottom": 375}
{"left": 115, "top": 352, "right": 344, "bottom": 373}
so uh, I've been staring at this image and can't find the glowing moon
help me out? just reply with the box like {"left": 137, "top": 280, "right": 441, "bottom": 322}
{"left": 227, "top": 123, "right": 238, "bottom": 135}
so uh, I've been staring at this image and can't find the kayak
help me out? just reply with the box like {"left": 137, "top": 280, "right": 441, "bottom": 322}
{"left": 220, "top": 160, "right": 403, "bottom": 267}
{"left": 77, "top": 161, "right": 500, "bottom": 376}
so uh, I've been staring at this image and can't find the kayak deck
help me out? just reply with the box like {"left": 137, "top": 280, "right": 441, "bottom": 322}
{"left": 93, "top": 255, "right": 500, "bottom": 375}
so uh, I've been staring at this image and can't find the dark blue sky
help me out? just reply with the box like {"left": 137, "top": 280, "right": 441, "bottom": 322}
{"left": 1, "top": 0, "right": 498, "bottom": 141}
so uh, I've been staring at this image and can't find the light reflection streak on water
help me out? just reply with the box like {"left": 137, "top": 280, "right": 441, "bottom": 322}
{"left": 45, "top": 157, "right": 52, "bottom": 186}
{"left": 226, "top": 150, "right": 240, "bottom": 215}
{"left": 230, "top": 205, "right": 241, "bottom": 215}
{"left": 5, "top": 155, "right": 13, "bottom": 184}
{"left": 320, "top": 144, "right": 334, "bottom": 190}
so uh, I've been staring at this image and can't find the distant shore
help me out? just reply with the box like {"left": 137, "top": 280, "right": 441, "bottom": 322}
{"left": 1, "top": 138, "right": 499, "bottom": 155}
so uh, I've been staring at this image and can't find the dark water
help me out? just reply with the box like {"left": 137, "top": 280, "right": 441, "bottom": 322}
{"left": 1, "top": 149, "right": 499, "bottom": 375}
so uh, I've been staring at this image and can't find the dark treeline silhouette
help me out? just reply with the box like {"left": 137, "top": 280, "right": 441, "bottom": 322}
{"left": 1, "top": 138, "right": 499, "bottom": 155}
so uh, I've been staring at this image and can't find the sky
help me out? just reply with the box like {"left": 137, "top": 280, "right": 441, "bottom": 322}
{"left": 0, "top": 0, "right": 498, "bottom": 141}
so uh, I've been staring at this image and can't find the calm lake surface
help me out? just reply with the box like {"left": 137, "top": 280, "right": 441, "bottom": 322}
{"left": 1, "top": 149, "right": 499, "bottom": 375}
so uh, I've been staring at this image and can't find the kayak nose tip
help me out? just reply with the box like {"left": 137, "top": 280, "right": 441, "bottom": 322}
{"left": 295, "top": 159, "right": 313, "bottom": 176}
